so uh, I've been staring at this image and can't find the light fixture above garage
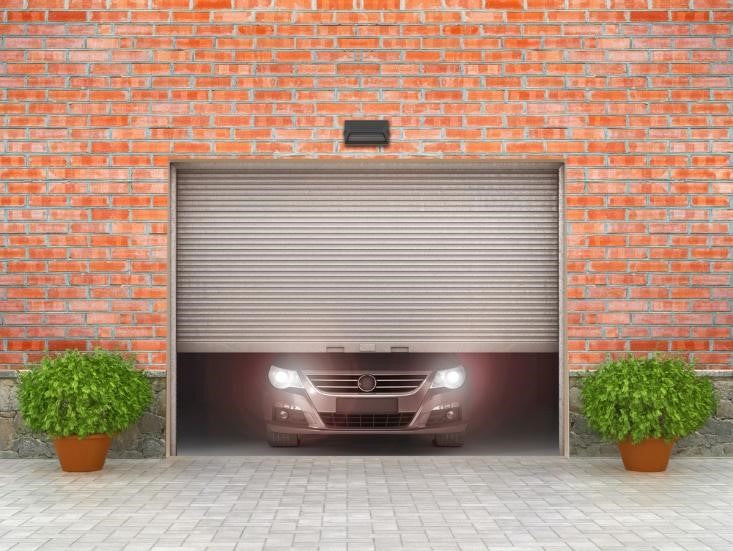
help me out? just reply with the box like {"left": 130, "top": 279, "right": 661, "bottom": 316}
{"left": 343, "top": 120, "right": 390, "bottom": 146}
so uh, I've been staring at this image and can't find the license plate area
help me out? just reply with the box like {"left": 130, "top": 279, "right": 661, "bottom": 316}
{"left": 335, "top": 398, "right": 398, "bottom": 414}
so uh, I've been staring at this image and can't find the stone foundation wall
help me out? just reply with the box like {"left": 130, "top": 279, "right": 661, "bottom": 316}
{"left": 570, "top": 372, "right": 733, "bottom": 456}
{"left": 0, "top": 372, "right": 166, "bottom": 459}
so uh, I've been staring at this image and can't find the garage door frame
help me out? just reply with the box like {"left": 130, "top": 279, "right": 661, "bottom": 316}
{"left": 167, "top": 160, "right": 567, "bottom": 457}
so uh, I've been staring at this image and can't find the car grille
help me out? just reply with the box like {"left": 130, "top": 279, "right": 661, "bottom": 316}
{"left": 319, "top": 412, "right": 415, "bottom": 429}
{"left": 307, "top": 373, "right": 427, "bottom": 394}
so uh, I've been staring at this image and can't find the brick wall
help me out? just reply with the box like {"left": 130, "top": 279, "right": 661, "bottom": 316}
{"left": 0, "top": 1, "right": 731, "bottom": 372}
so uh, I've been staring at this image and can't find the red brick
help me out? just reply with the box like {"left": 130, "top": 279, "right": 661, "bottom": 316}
{"left": 48, "top": 340, "right": 89, "bottom": 351}
{"left": 90, "top": 261, "right": 128, "bottom": 272}
{"left": 672, "top": 340, "right": 709, "bottom": 351}
{"left": 8, "top": 261, "right": 46, "bottom": 273}
{"left": 0, "top": 354, "right": 25, "bottom": 364}
{"left": 0, "top": 6, "right": 727, "bottom": 372}
{"left": 47, "top": 11, "right": 87, "bottom": 21}
{"left": 630, "top": 340, "right": 670, "bottom": 352}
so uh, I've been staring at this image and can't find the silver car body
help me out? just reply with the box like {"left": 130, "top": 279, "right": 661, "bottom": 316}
{"left": 263, "top": 354, "right": 468, "bottom": 436}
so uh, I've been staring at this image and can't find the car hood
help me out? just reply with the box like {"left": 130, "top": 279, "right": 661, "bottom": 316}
{"left": 271, "top": 353, "right": 462, "bottom": 373}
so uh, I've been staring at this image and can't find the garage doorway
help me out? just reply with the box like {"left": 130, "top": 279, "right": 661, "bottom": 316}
{"left": 177, "top": 352, "right": 559, "bottom": 456}
{"left": 169, "top": 161, "right": 565, "bottom": 456}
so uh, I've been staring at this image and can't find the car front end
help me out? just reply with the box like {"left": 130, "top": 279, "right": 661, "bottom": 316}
{"left": 263, "top": 354, "right": 469, "bottom": 447}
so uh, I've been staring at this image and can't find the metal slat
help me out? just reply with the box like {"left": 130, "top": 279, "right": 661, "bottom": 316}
{"left": 176, "top": 165, "right": 559, "bottom": 352}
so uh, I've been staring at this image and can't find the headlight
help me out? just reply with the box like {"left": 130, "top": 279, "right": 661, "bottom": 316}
{"left": 268, "top": 365, "right": 303, "bottom": 390}
{"left": 431, "top": 365, "right": 466, "bottom": 390}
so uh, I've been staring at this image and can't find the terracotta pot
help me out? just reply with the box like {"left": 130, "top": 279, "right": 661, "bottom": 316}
{"left": 618, "top": 437, "right": 674, "bottom": 472}
{"left": 53, "top": 434, "right": 111, "bottom": 472}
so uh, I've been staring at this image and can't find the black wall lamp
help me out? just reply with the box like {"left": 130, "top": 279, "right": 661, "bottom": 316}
{"left": 343, "top": 120, "right": 390, "bottom": 146}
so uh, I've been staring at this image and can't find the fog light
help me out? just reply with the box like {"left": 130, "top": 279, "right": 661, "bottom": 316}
{"left": 272, "top": 406, "right": 308, "bottom": 426}
{"left": 426, "top": 405, "right": 462, "bottom": 427}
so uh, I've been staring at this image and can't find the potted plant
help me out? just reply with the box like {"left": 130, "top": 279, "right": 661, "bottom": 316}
{"left": 581, "top": 354, "right": 716, "bottom": 472}
{"left": 18, "top": 349, "right": 152, "bottom": 472}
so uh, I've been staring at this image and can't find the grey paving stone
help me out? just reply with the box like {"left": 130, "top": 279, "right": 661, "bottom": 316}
{"left": 0, "top": 457, "right": 732, "bottom": 550}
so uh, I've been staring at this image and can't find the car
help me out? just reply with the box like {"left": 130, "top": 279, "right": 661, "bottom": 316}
{"left": 263, "top": 353, "right": 468, "bottom": 447}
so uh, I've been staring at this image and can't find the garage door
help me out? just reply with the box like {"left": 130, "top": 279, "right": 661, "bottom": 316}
{"left": 174, "top": 161, "right": 560, "bottom": 353}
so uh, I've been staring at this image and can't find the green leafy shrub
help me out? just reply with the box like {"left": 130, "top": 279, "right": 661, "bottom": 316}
{"left": 581, "top": 354, "right": 716, "bottom": 444}
{"left": 19, "top": 349, "right": 152, "bottom": 438}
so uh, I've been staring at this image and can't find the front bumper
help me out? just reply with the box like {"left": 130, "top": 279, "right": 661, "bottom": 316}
{"left": 264, "top": 379, "right": 468, "bottom": 435}
{"left": 266, "top": 421, "right": 468, "bottom": 436}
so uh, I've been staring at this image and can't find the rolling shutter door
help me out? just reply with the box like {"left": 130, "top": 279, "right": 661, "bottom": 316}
{"left": 175, "top": 161, "right": 560, "bottom": 353}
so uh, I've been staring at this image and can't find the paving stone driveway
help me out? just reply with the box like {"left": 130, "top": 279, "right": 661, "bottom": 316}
{"left": 1, "top": 457, "right": 732, "bottom": 551}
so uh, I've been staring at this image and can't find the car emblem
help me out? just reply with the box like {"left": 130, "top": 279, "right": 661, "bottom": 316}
{"left": 357, "top": 374, "right": 377, "bottom": 393}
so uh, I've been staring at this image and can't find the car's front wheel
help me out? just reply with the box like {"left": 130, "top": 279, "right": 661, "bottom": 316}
{"left": 433, "top": 431, "right": 465, "bottom": 447}
{"left": 267, "top": 429, "right": 300, "bottom": 447}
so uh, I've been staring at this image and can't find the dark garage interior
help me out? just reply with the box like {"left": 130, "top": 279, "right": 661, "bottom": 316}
{"left": 177, "top": 352, "right": 559, "bottom": 456}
